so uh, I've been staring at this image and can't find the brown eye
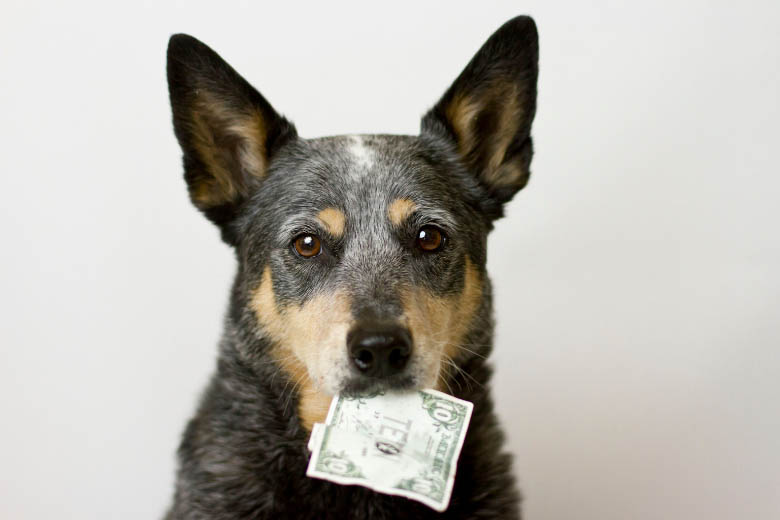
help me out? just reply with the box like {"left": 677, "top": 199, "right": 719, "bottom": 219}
{"left": 293, "top": 234, "right": 322, "bottom": 258}
{"left": 416, "top": 226, "right": 445, "bottom": 252}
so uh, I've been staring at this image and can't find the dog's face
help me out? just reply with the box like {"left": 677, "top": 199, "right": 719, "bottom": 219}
{"left": 167, "top": 17, "right": 538, "bottom": 428}
{"left": 243, "top": 134, "right": 488, "bottom": 398}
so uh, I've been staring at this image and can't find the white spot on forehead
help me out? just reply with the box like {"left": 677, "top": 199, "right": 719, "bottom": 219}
{"left": 348, "top": 135, "right": 374, "bottom": 176}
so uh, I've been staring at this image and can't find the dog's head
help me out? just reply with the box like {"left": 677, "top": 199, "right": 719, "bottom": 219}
{"left": 167, "top": 17, "right": 538, "bottom": 428}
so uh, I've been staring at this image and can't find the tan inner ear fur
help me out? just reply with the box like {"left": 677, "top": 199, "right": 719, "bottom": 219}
{"left": 400, "top": 256, "right": 483, "bottom": 390}
{"left": 445, "top": 83, "right": 527, "bottom": 189}
{"left": 189, "top": 94, "right": 268, "bottom": 208}
{"left": 251, "top": 267, "right": 352, "bottom": 431}
{"left": 317, "top": 207, "right": 347, "bottom": 238}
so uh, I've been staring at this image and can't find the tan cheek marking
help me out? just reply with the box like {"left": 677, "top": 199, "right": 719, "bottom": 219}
{"left": 388, "top": 198, "right": 418, "bottom": 227}
{"left": 444, "top": 257, "right": 483, "bottom": 359}
{"left": 298, "top": 390, "right": 334, "bottom": 431}
{"left": 250, "top": 267, "right": 351, "bottom": 431}
{"left": 401, "top": 257, "right": 483, "bottom": 390}
{"left": 317, "top": 207, "right": 347, "bottom": 238}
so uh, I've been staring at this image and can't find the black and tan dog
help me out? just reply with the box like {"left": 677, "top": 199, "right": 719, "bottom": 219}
{"left": 164, "top": 16, "right": 538, "bottom": 520}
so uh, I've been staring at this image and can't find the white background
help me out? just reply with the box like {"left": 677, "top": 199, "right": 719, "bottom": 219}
{"left": 1, "top": 1, "right": 778, "bottom": 518}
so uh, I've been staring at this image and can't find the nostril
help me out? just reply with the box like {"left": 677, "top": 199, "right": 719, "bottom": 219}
{"left": 388, "top": 345, "right": 410, "bottom": 370}
{"left": 354, "top": 349, "right": 374, "bottom": 371}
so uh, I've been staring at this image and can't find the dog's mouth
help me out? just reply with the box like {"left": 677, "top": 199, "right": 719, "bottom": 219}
{"left": 340, "top": 373, "right": 418, "bottom": 397}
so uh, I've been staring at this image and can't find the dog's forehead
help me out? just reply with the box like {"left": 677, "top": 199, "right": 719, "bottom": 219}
{"left": 305, "top": 134, "right": 431, "bottom": 192}
{"left": 268, "top": 134, "right": 458, "bottom": 225}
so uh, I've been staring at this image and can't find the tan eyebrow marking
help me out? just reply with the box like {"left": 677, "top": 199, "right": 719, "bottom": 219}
{"left": 317, "top": 207, "right": 347, "bottom": 237}
{"left": 387, "top": 198, "right": 418, "bottom": 227}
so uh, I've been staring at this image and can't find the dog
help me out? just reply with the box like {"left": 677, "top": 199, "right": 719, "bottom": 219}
{"left": 164, "top": 15, "right": 538, "bottom": 520}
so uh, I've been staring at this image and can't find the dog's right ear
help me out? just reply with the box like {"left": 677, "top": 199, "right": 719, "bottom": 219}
{"left": 421, "top": 17, "right": 538, "bottom": 214}
{"left": 167, "top": 34, "right": 296, "bottom": 238}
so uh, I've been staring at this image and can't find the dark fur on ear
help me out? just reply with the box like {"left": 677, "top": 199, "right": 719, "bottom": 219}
{"left": 167, "top": 34, "right": 297, "bottom": 243}
{"left": 422, "top": 16, "right": 538, "bottom": 210}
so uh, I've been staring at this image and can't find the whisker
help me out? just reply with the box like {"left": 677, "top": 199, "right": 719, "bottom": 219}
{"left": 282, "top": 374, "right": 305, "bottom": 417}
{"left": 441, "top": 354, "right": 482, "bottom": 391}
{"left": 450, "top": 344, "right": 487, "bottom": 359}
{"left": 439, "top": 357, "right": 465, "bottom": 393}
{"left": 437, "top": 367, "right": 456, "bottom": 396}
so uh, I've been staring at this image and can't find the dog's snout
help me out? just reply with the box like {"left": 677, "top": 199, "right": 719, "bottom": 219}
{"left": 347, "top": 323, "right": 412, "bottom": 378}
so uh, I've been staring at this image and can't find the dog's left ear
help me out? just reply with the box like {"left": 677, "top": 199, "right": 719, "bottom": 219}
{"left": 167, "top": 34, "right": 297, "bottom": 238}
{"left": 421, "top": 16, "right": 538, "bottom": 208}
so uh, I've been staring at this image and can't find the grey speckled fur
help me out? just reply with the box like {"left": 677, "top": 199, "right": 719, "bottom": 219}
{"left": 165, "top": 16, "right": 538, "bottom": 520}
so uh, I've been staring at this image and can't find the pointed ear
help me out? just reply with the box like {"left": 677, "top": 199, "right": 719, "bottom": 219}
{"left": 421, "top": 16, "right": 538, "bottom": 206}
{"left": 166, "top": 34, "right": 297, "bottom": 234}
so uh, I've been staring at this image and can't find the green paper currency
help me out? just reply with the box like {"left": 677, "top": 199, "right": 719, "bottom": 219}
{"left": 306, "top": 389, "right": 473, "bottom": 512}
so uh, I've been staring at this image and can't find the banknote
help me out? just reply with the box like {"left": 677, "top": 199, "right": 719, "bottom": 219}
{"left": 306, "top": 389, "right": 473, "bottom": 511}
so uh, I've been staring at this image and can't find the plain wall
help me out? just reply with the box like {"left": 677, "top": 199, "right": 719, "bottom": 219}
{"left": 1, "top": 1, "right": 778, "bottom": 518}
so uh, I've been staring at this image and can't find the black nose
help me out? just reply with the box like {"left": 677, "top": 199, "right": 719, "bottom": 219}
{"left": 347, "top": 323, "right": 412, "bottom": 378}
